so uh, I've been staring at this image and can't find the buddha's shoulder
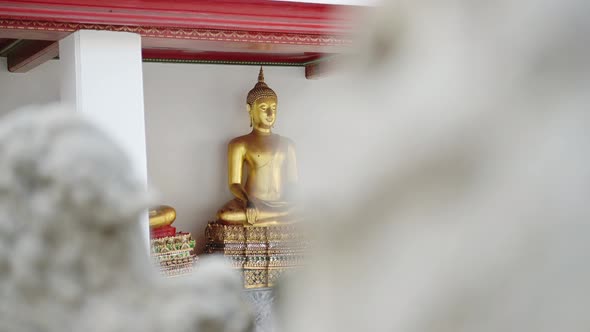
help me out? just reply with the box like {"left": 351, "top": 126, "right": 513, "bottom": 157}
{"left": 228, "top": 135, "right": 250, "bottom": 148}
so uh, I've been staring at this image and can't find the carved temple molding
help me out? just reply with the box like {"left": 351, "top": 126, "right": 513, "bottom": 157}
{"left": 0, "top": 18, "right": 351, "bottom": 46}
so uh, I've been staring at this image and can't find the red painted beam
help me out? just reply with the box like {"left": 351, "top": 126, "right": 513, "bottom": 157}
{"left": 0, "top": 0, "right": 358, "bottom": 34}
{"left": 0, "top": 18, "right": 351, "bottom": 47}
{"left": 142, "top": 49, "right": 323, "bottom": 65}
{"left": 305, "top": 54, "right": 341, "bottom": 79}
{"left": 6, "top": 39, "right": 58, "bottom": 72}
{"left": 0, "top": 18, "right": 352, "bottom": 58}
{"left": 0, "top": 1, "right": 358, "bottom": 71}
{"left": 305, "top": 62, "right": 321, "bottom": 79}
{"left": 0, "top": 37, "right": 17, "bottom": 54}
{"left": 0, "top": 25, "right": 70, "bottom": 41}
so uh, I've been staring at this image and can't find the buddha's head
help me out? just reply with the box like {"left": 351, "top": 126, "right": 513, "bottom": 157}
{"left": 247, "top": 67, "right": 278, "bottom": 129}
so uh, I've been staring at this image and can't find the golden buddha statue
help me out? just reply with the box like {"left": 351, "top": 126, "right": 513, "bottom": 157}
{"left": 216, "top": 67, "right": 298, "bottom": 227}
{"left": 149, "top": 205, "right": 177, "bottom": 229}
{"left": 207, "top": 68, "right": 305, "bottom": 288}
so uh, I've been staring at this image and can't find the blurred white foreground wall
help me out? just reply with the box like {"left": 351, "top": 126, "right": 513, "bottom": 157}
{"left": 280, "top": 0, "right": 590, "bottom": 331}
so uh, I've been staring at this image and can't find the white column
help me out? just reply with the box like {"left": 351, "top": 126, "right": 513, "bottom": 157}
{"left": 59, "top": 30, "right": 149, "bottom": 250}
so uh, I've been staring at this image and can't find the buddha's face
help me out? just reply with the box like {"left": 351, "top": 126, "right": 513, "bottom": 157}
{"left": 249, "top": 97, "right": 277, "bottom": 129}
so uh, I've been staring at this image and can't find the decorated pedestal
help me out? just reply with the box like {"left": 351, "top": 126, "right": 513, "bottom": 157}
{"left": 206, "top": 223, "right": 305, "bottom": 289}
{"left": 150, "top": 232, "right": 198, "bottom": 277}
{"left": 149, "top": 205, "right": 198, "bottom": 277}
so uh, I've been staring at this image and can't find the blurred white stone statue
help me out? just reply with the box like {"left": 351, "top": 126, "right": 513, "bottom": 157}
{"left": 279, "top": 0, "right": 590, "bottom": 331}
{"left": 0, "top": 105, "right": 252, "bottom": 332}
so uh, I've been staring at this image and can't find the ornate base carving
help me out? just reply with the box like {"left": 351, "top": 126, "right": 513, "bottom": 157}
{"left": 206, "top": 223, "right": 305, "bottom": 288}
{"left": 151, "top": 232, "right": 198, "bottom": 277}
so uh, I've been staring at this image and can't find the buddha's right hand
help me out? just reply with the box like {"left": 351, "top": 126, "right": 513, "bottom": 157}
{"left": 246, "top": 200, "right": 258, "bottom": 225}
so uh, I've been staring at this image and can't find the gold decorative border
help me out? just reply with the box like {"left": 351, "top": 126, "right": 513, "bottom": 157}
{"left": 0, "top": 18, "right": 351, "bottom": 46}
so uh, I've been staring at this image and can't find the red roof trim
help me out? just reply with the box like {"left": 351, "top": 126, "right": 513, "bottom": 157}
{"left": 0, "top": 0, "right": 357, "bottom": 34}
{"left": 0, "top": 18, "right": 351, "bottom": 48}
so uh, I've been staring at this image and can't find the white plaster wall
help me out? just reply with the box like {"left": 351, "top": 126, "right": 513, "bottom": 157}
{"left": 0, "top": 58, "right": 339, "bottom": 253}
{"left": 0, "top": 58, "right": 61, "bottom": 114}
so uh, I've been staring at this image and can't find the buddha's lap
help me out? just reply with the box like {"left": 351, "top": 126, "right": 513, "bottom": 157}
{"left": 218, "top": 198, "right": 293, "bottom": 216}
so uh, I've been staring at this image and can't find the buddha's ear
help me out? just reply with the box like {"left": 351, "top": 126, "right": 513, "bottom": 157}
{"left": 247, "top": 104, "right": 253, "bottom": 127}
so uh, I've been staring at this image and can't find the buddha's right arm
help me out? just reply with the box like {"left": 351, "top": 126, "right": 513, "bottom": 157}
{"left": 229, "top": 183, "right": 249, "bottom": 202}
{"left": 227, "top": 141, "right": 248, "bottom": 203}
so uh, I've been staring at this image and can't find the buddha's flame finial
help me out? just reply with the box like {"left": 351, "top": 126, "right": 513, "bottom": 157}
{"left": 258, "top": 66, "right": 265, "bottom": 83}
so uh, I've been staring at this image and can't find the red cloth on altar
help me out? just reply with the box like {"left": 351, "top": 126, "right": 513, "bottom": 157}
{"left": 150, "top": 225, "right": 176, "bottom": 239}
